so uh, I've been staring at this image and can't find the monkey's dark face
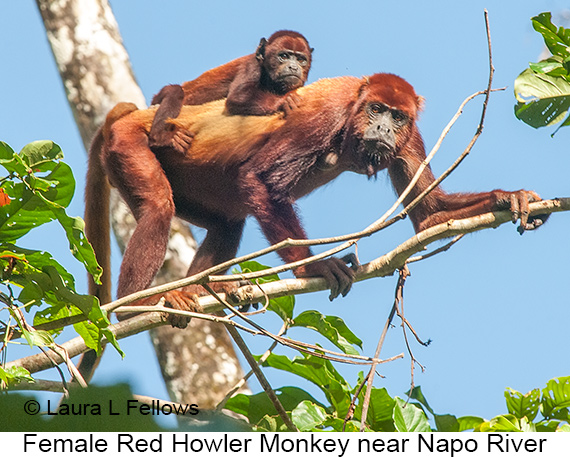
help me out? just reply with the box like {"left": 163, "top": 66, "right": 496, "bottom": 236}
{"left": 361, "top": 102, "right": 410, "bottom": 176}
{"left": 265, "top": 49, "right": 311, "bottom": 93}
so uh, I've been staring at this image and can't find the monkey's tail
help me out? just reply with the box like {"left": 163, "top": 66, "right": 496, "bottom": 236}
{"left": 85, "top": 126, "right": 112, "bottom": 307}
{"left": 77, "top": 103, "right": 138, "bottom": 382}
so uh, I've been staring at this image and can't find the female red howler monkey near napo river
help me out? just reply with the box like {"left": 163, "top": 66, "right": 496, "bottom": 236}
{"left": 87, "top": 72, "right": 548, "bottom": 322}
{"left": 83, "top": 73, "right": 548, "bottom": 380}
{"left": 148, "top": 30, "right": 313, "bottom": 154}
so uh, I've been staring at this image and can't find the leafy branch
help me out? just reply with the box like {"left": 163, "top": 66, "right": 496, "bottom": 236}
{"left": 515, "top": 12, "right": 570, "bottom": 133}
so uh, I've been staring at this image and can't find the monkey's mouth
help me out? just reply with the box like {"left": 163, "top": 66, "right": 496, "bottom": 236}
{"left": 364, "top": 139, "right": 393, "bottom": 159}
{"left": 363, "top": 139, "right": 393, "bottom": 176}
{"left": 279, "top": 74, "right": 303, "bottom": 89}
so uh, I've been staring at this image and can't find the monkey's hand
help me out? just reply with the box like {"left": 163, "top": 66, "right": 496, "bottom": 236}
{"left": 149, "top": 125, "right": 195, "bottom": 155}
{"left": 294, "top": 255, "right": 358, "bottom": 301}
{"left": 494, "top": 190, "right": 550, "bottom": 234}
{"left": 171, "top": 128, "right": 195, "bottom": 154}
{"left": 280, "top": 92, "right": 302, "bottom": 116}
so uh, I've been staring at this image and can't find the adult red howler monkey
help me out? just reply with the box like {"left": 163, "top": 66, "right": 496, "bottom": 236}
{"left": 148, "top": 30, "right": 313, "bottom": 153}
{"left": 86, "top": 73, "right": 547, "bottom": 336}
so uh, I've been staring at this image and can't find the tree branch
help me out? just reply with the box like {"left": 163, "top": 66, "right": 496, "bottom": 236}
{"left": 5, "top": 198, "right": 566, "bottom": 378}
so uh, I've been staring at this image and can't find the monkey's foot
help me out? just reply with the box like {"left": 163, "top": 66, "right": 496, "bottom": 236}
{"left": 161, "top": 290, "right": 203, "bottom": 329}
{"left": 294, "top": 255, "right": 359, "bottom": 301}
{"left": 164, "top": 281, "right": 246, "bottom": 328}
{"left": 114, "top": 291, "right": 202, "bottom": 329}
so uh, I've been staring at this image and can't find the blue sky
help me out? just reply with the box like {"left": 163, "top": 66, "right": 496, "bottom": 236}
{"left": 2, "top": 0, "right": 569, "bottom": 426}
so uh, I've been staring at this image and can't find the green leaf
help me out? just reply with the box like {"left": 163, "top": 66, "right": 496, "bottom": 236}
{"left": 21, "top": 329, "right": 54, "bottom": 348}
{"left": 529, "top": 56, "right": 565, "bottom": 75}
{"left": 407, "top": 385, "right": 435, "bottom": 415}
{"left": 292, "top": 310, "right": 362, "bottom": 354}
{"left": 237, "top": 260, "right": 294, "bottom": 320}
{"left": 323, "top": 417, "right": 360, "bottom": 432}
{"left": 33, "top": 303, "right": 79, "bottom": 336}
{"left": 0, "top": 144, "right": 75, "bottom": 243}
{"left": 504, "top": 387, "right": 540, "bottom": 421}
{"left": 101, "top": 328, "right": 124, "bottom": 358}
{"left": 255, "top": 415, "right": 283, "bottom": 432}
{"left": 0, "top": 141, "right": 99, "bottom": 279}
{"left": 267, "top": 295, "right": 295, "bottom": 322}
{"left": 457, "top": 415, "right": 485, "bottom": 431}
{"left": 434, "top": 414, "right": 459, "bottom": 432}
{"left": 393, "top": 397, "right": 431, "bottom": 432}
{"left": 519, "top": 416, "right": 537, "bottom": 432}
{"left": 0, "top": 244, "right": 80, "bottom": 309}
{"left": 535, "top": 420, "right": 561, "bottom": 432}
{"left": 43, "top": 203, "right": 102, "bottom": 283}
{"left": 262, "top": 353, "right": 352, "bottom": 416}
{"left": 238, "top": 260, "right": 281, "bottom": 282}
{"left": 531, "top": 12, "right": 570, "bottom": 58}
{"left": 355, "top": 387, "right": 397, "bottom": 431}
{"left": 0, "top": 366, "right": 34, "bottom": 386}
{"left": 224, "top": 386, "right": 321, "bottom": 425}
{"left": 407, "top": 385, "right": 459, "bottom": 431}
{"left": 0, "top": 141, "right": 16, "bottom": 161}
{"left": 541, "top": 376, "right": 570, "bottom": 421}
{"left": 477, "top": 414, "right": 522, "bottom": 432}
{"left": 20, "top": 141, "right": 64, "bottom": 167}
{"left": 0, "top": 143, "right": 29, "bottom": 177}
{"left": 514, "top": 68, "right": 570, "bottom": 129}
{"left": 292, "top": 400, "right": 329, "bottom": 431}
{"left": 43, "top": 266, "right": 106, "bottom": 325}
{"left": 1, "top": 247, "right": 116, "bottom": 357}
{"left": 73, "top": 321, "right": 102, "bottom": 353}
{"left": 0, "top": 188, "right": 54, "bottom": 242}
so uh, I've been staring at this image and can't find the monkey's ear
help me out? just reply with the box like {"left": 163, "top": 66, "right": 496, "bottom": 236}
{"left": 416, "top": 95, "right": 425, "bottom": 111}
{"left": 358, "top": 76, "right": 371, "bottom": 95}
{"left": 310, "top": 47, "right": 315, "bottom": 54}
{"left": 256, "top": 38, "right": 268, "bottom": 62}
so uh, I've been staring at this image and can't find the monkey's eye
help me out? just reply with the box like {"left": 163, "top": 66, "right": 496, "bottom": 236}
{"left": 297, "top": 55, "right": 308, "bottom": 66}
{"left": 392, "top": 110, "right": 406, "bottom": 122}
{"left": 278, "top": 52, "right": 290, "bottom": 61}
{"left": 369, "top": 104, "right": 386, "bottom": 115}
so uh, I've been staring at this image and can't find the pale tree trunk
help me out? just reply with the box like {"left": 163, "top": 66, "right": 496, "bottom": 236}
{"left": 35, "top": 0, "right": 246, "bottom": 409}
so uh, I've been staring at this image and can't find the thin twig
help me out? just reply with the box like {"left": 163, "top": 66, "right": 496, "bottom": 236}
{"left": 37, "top": 346, "right": 71, "bottom": 395}
{"left": 201, "top": 284, "right": 398, "bottom": 366}
{"left": 401, "top": 317, "right": 430, "bottom": 347}
{"left": 200, "top": 284, "right": 296, "bottom": 431}
{"left": 117, "top": 302, "right": 401, "bottom": 366}
{"left": 359, "top": 266, "right": 409, "bottom": 431}
{"left": 222, "top": 311, "right": 298, "bottom": 431}
{"left": 344, "top": 377, "right": 367, "bottom": 431}
{"left": 394, "top": 274, "right": 425, "bottom": 399}
{"left": 216, "top": 322, "right": 289, "bottom": 412}
{"left": 407, "top": 234, "right": 465, "bottom": 264}
{"left": 51, "top": 345, "right": 86, "bottom": 388}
